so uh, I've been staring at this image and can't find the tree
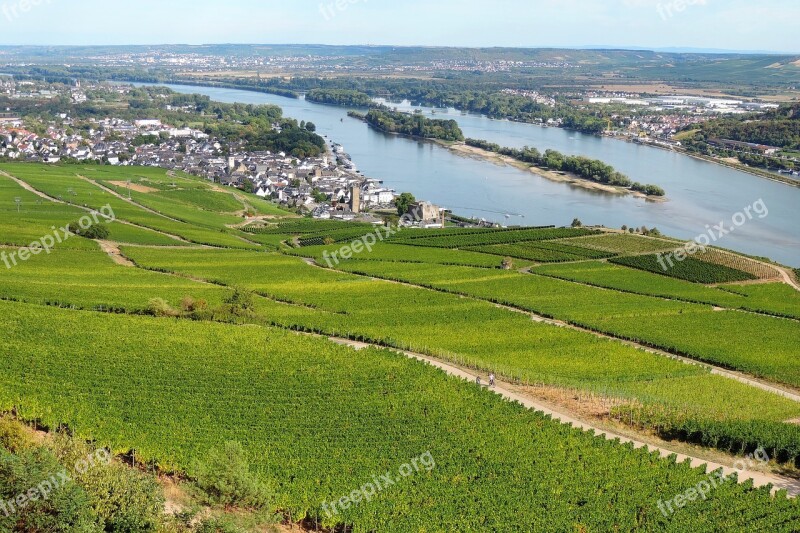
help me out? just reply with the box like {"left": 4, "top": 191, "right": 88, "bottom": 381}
{"left": 305, "top": 121, "right": 317, "bottom": 132}
{"left": 224, "top": 288, "right": 255, "bottom": 316}
{"left": 395, "top": 192, "right": 416, "bottom": 217}
{"left": 240, "top": 180, "right": 255, "bottom": 194}
{"left": 312, "top": 188, "right": 328, "bottom": 203}
{"left": 571, "top": 218, "right": 583, "bottom": 228}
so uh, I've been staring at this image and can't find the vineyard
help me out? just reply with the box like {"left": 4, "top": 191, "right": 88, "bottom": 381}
{"left": 2, "top": 163, "right": 800, "bottom": 530}
{"left": 327, "top": 260, "right": 800, "bottom": 389}
{"left": 534, "top": 261, "right": 800, "bottom": 318}
{"left": 610, "top": 254, "right": 757, "bottom": 284}
{"left": 692, "top": 248, "right": 781, "bottom": 280}
{"left": 392, "top": 227, "right": 598, "bottom": 248}
{"left": 466, "top": 240, "right": 615, "bottom": 262}
{"left": 121, "top": 247, "right": 800, "bottom": 463}
{"left": 285, "top": 241, "right": 506, "bottom": 268}
{"left": 0, "top": 163, "right": 261, "bottom": 249}
{"left": 2, "top": 301, "right": 799, "bottom": 531}
{"left": 241, "top": 218, "right": 368, "bottom": 235}
{"left": 563, "top": 233, "right": 680, "bottom": 254}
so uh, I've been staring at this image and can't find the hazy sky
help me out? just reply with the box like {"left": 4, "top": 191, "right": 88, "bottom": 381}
{"left": 0, "top": 0, "right": 796, "bottom": 53}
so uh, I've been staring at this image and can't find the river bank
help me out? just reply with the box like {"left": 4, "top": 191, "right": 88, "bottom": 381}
{"left": 138, "top": 83, "right": 800, "bottom": 266}
{"left": 444, "top": 142, "right": 667, "bottom": 202}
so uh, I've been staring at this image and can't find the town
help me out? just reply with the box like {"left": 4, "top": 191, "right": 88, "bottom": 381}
{"left": 0, "top": 78, "right": 425, "bottom": 223}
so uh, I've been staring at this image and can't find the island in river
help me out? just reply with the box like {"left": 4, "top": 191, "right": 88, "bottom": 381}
{"left": 445, "top": 142, "right": 667, "bottom": 201}
{"left": 348, "top": 109, "right": 666, "bottom": 200}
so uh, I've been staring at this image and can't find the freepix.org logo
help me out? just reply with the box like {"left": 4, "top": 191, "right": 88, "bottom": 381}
{"left": 1, "top": 204, "right": 115, "bottom": 269}
{"left": 2, "top": 0, "right": 54, "bottom": 23}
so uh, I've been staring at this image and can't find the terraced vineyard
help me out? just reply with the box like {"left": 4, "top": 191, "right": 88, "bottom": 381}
{"left": 286, "top": 241, "right": 506, "bottom": 268}
{"left": 611, "top": 254, "right": 757, "bottom": 284}
{"left": 393, "top": 226, "right": 598, "bottom": 248}
{"left": 693, "top": 248, "right": 781, "bottom": 280}
{"left": 4, "top": 301, "right": 799, "bottom": 531}
{"left": 466, "top": 240, "right": 615, "bottom": 262}
{"left": 242, "top": 218, "right": 362, "bottom": 234}
{"left": 328, "top": 260, "right": 800, "bottom": 389}
{"left": 533, "top": 261, "right": 800, "bottom": 318}
{"left": 0, "top": 164, "right": 261, "bottom": 249}
{"left": 563, "top": 233, "right": 681, "bottom": 253}
{"left": 2, "top": 163, "right": 800, "bottom": 531}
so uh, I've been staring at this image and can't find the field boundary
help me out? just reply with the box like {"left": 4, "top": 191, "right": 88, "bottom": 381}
{"left": 325, "top": 335, "right": 800, "bottom": 497}
{"left": 307, "top": 259, "right": 800, "bottom": 402}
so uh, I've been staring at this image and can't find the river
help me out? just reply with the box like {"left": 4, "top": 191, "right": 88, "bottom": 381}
{"left": 145, "top": 83, "right": 800, "bottom": 266}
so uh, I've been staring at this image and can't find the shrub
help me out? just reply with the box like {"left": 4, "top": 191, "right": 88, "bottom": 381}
{"left": 192, "top": 442, "right": 273, "bottom": 509}
{"left": 0, "top": 417, "right": 35, "bottom": 453}
{"left": 195, "top": 516, "right": 246, "bottom": 533}
{"left": 224, "top": 288, "right": 255, "bottom": 316}
{"left": 147, "top": 298, "right": 180, "bottom": 318}
{"left": 68, "top": 221, "right": 110, "bottom": 240}
{"left": 0, "top": 447, "right": 98, "bottom": 532}
{"left": 49, "top": 435, "right": 164, "bottom": 533}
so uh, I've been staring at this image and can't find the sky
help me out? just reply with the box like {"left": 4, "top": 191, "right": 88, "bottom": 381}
{"left": 0, "top": 0, "right": 797, "bottom": 53}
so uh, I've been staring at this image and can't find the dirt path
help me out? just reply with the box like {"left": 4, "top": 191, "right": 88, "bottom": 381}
{"left": 0, "top": 170, "right": 67, "bottom": 203}
{"left": 78, "top": 176, "right": 186, "bottom": 224}
{"left": 304, "top": 258, "right": 800, "bottom": 403}
{"left": 774, "top": 265, "right": 800, "bottom": 291}
{"left": 325, "top": 335, "right": 800, "bottom": 497}
{"left": 1, "top": 170, "right": 193, "bottom": 244}
{"left": 97, "top": 240, "right": 136, "bottom": 267}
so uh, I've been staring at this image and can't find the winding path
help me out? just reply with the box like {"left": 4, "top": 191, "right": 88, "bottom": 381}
{"left": 0, "top": 170, "right": 192, "bottom": 244}
{"left": 304, "top": 258, "right": 800, "bottom": 403}
{"left": 327, "top": 335, "right": 800, "bottom": 497}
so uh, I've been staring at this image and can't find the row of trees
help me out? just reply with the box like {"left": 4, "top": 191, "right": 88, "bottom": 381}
{"left": 466, "top": 138, "right": 665, "bottom": 196}
{"left": 679, "top": 104, "right": 799, "bottom": 171}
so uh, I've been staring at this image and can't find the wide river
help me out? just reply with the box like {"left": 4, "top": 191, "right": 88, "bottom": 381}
{"left": 152, "top": 83, "right": 799, "bottom": 266}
